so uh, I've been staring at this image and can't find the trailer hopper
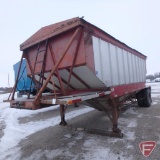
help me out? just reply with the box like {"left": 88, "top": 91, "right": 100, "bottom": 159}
{"left": 6, "top": 17, "right": 151, "bottom": 137}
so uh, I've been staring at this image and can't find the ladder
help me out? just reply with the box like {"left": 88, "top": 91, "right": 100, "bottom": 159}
{"left": 28, "top": 39, "right": 48, "bottom": 98}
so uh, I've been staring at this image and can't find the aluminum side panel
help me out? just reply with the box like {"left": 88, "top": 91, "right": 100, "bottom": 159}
{"left": 137, "top": 57, "right": 141, "bottom": 82}
{"left": 109, "top": 44, "right": 119, "bottom": 85}
{"left": 92, "top": 36, "right": 112, "bottom": 87}
{"left": 100, "top": 40, "right": 112, "bottom": 86}
{"left": 128, "top": 52, "right": 134, "bottom": 83}
{"left": 92, "top": 36, "right": 146, "bottom": 86}
{"left": 92, "top": 37, "right": 102, "bottom": 80}
{"left": 138, "top": 57, "right": 142, "bottom": 82}
{"left": 117, "top": 48, "right": 125, "bottom": 85}
{"left": 132, "top": 54, "right": 136, "bottom": 83}
{"left": 142, "top": 59, "right": 146, "bottom": 81}
{"left": 123, "top": 50, "right": 129, "bottom": 84}
{"left": 135, "top": 55, "right": 139, "bottom": 82}
{"left": 139, "top": 58, "right": 143, "bottom": 82}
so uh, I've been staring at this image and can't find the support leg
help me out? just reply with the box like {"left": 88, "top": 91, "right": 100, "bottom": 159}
{"left": 111, "top": 105, "right": 123, "bottom": 138}
{"left": 59, "top": 104, "right": 67, "bottom": 126}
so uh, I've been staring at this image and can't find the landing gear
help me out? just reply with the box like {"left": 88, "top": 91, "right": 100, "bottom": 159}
{"left": 111, "top": 105, "right": 123, "bottom": 138}
{"left": 59, "top": 104, "right": 67, "bottom": 126}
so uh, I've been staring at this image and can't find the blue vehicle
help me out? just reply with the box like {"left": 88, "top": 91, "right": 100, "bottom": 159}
{"left": 13, "top": 59, "right": 35, "bottom": 96}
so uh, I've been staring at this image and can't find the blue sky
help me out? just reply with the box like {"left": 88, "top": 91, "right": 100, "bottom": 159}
{"left": 0, "top": 0, "right": 160, "bottom": 87}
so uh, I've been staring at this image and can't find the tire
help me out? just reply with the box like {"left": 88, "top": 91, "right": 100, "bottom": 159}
{"left": 136, "top": 88, "right": 152, "bottom": 107}
{"left": 143, "top": 88, "right": 152, "bottom": 107}
{"left": 136, "top": 91, "right": 144, "bottom": 107}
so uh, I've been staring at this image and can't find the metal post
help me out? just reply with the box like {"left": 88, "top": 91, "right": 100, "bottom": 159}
{"left": 35, "top": 27, "right": 82, "bottom": 102}
{"left": 25, "top": 53, "right": 38, "bottom": 98}
{"left": 11, "top": 53, "right": 24, "bottom": 100}
{"left": 59, "top": 104, "right": 67, "bottom": 126}
{"left": 112, "top": 105, "right": 119, "bottom": 131}
{"left": 66, "top": 29, "right": 83, "bottom": 90}
{"left": 25, "top": 54, "right": 37, "bottom": 84}
{"left": 111, "top": 105, "right": 123, "bottom": 138}
{"left": 49, "top": 43, "right": 65, "bottom": 95}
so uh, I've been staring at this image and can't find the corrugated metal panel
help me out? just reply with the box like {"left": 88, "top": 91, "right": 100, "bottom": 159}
{"left": 123, "top": 50, "right": 129, "bottom": 84}
{"left": 117, "top": 48, "right": 125, "bottom": 85}
{"left": 137, "top": 57, "right": 141, "bottom": 82}
{"left": 126, "top": 52, "right": 131, "bottom": 83}
{"left": 92, "top": 36, "right": 146, "bottom": 87}
{"left": 142, "top": 59, "right": 146, "bottom": 81}
{"left": 101, "top": 40, "right": 112, "bottom": 86}
{"left": 141, "top": 59, "right": 144, "bottom": 82}
{"left": 136, "top": 57, "right": 139, "bottom": 82}
{"left": 92, "top": 38, "right": 118, "bottom": 86}
{"left": 92, "top": 37, "right": 103, "bottom": 80}
{"left": 110, "top": 44, "right": 119, "bottom": 85}
{"left": 144, "top": 60, "right": 147, "bottom": 81}
{"left": 132, "top": 54, "right": 136, "bottom": 83}
{"left": 139, "top": 59, "right": 142, "bottom": 82}
{"left": 139, "top": 59, "right": 143, "bottom": 82}
{"left": 135, "top": 54, "right": 138, "bottom": 82}
{"left": 139, "top": 58, "right": 143, "bottom": 82}
{"left": 128, "top": 52, "right": 134, "bottom": 83}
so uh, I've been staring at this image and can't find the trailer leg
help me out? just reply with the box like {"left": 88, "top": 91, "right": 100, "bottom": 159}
{"left": 111, "top": 105, "right": 123, "bottom": 138}
{"left": 59, "top": 104, "right": 67, "bottom": 126}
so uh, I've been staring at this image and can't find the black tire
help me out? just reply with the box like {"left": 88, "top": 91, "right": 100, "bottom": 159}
{"left": 136, "top": 88, "right": 152, "bottom": 107}
{"left": 136, "top": 91, "right": 144, "bottom": 107}
{"left": 143, "top": 88, "right": 152, "bottom": 107}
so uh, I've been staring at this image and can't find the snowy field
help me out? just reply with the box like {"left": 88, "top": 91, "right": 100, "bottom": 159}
{"left": 0, "top": 83, "right": 160, "bottom": 160}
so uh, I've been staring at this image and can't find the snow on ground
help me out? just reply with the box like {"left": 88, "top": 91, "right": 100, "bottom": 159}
{"left": 0, "top": 102, "right": 94, "bottom": 158}
{"left": 0, "top": 93, "right": 10, "bottom": 103}
{"left": 151, "top": 83, "right": 160, "bottom": 100}
{"left": 0, "top": 83, "right": 159, "bottom": 159}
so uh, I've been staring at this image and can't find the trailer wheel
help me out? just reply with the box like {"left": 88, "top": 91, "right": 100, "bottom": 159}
{"left": 136, "top": 91, "right": 144, "bottom": 107}
{"left": 143, "top": 88, "right": 152, "bottom": 107}
{"left": 136, "top": 88, "right": 152, "bottom": 107}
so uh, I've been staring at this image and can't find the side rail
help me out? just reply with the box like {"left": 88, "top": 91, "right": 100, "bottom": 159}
{"left": 41, "top": 91, "right": 111, "bottom": 105}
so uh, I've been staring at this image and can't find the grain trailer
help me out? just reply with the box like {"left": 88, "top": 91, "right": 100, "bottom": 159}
{"left": 5, "top": 17, "right": 151, "bottom": 137}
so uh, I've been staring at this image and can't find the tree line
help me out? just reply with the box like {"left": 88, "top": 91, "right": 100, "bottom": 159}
{"left": 146, "top": 72, "right": 160, "bottom": 80}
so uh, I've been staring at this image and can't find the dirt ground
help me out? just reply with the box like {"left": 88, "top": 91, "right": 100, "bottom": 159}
{"left": 0, "top": 83, "right": 160, "bottom": 160}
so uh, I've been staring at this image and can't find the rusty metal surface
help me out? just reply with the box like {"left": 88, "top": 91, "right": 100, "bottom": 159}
{"left": 13, "top": 18, "right": 148, "bottom": 107}
{"left": 25, "top": 29, "right": 86, "bottom": 74}
{"left": 20, "top": 17, "right": 146, "bottom": 59}
{"left": 20, "top": 17, "right": 81, "bottom": 50}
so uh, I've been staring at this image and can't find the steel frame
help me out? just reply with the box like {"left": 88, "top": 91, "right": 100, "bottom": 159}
{"left": 7, "top": 25, "right": 148, "bottom": 138}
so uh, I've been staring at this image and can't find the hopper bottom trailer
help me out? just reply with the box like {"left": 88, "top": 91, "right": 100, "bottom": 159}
{"left": 4, "top": 17, "right": 152, "bottom": 138}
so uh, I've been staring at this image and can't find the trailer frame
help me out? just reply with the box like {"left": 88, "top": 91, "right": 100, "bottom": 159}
{"left": 4, "top": 17, "right": 152, "bottom": 138}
